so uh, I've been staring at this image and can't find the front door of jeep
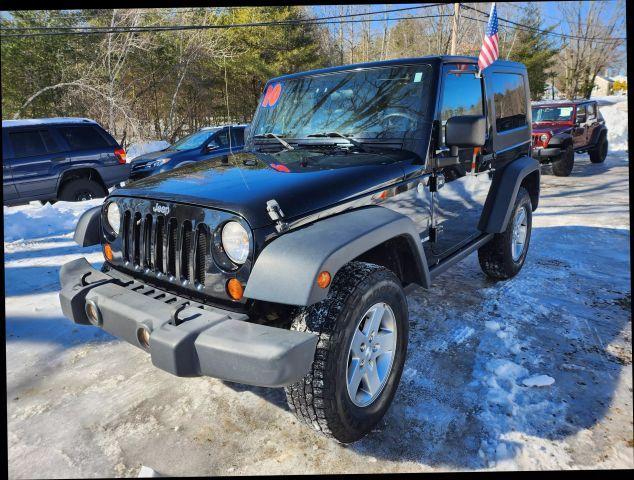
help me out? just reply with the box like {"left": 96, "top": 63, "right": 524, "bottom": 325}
{"left": 572, "top": 104, "right": 587, "bottom": 149}
{"left": 430, "top": 64, "right": 493, "bottom": 258}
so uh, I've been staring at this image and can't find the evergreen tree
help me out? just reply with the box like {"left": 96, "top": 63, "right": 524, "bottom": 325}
{"left": 506, "top": 5, "right": 559, "bottom": 100}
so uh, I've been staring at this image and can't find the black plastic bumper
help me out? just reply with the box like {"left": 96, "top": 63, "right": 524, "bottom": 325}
{"left": 532, "top": 147, "right": 562, "bottom": 161}
{"left": 59, "top": 258, "right": 318, "bottom": 387}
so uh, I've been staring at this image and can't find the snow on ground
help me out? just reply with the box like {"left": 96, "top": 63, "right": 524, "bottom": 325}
{"left": 4, "top": 108, "right": 632, "bottom": 475}
{"left": 126, "top": 140, "right": 170, "bottom": 161}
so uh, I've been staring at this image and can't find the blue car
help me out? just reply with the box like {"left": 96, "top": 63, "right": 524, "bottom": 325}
{"left": 129, "top": 124, "right": 247, "bottom": 181}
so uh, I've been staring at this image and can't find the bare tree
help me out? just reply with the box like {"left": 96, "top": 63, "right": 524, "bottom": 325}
{"left": 556, "top": 0, "right": 625, "bottom": 99}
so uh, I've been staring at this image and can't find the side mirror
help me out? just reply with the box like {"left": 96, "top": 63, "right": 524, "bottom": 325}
{"left": 576, "top": 113, "right": 586, "bottom": 124}
{"left": 445, "top": 115, "right": 486, "bottom": 150}
{"left": 205, "top": 144, "right": 219, "bottom": 153}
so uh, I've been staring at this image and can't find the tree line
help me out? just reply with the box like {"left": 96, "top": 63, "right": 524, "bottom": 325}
{"left": 1, "top": 3, "right": 625, "bottom": 147}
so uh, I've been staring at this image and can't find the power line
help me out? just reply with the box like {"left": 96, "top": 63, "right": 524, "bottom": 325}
{"left": 1, "top": 13, "right": 452, "bottom": 38}
{"left": 459, "top": 3, "right": 626, "bottom": 43}
{"left": 0, "top": 4, "right": 440, "bottom": 33}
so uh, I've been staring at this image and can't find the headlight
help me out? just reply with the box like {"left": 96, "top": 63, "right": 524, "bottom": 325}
{"left": 106, "top": 202, "right": 121, "bottom": 236}
{"left": 149, "top": 158, "right": 170, "bottom": 168}
{"left": 540, "top": 133, "right": 549, "bottom": 143}
{"left": 221, "top": 221, "right": 249, "bottom": 265}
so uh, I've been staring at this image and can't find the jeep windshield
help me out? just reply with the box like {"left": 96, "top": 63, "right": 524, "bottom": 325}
{"left": 172, "top": 128, "right": 221, "bottom": 151}
{"left": 532, "top": 106, "right": 574, "bottom": 122}
{"left": 250, "top": 64, "right": 434, "bottom": 146}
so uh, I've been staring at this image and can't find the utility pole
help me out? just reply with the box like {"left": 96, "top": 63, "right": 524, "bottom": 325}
{"left": 450, "top": 3, "right": 460, "bottom": 55}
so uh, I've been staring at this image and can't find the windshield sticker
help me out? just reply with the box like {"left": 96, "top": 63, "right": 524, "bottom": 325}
{"left": 262, "top": 83, "right": 282, "bottom": 108}
{"left": 270, "top": 163, "right": 290, "bottom": 173}
{"left": 414, "top": 72, "right": 423, "bottom": 83}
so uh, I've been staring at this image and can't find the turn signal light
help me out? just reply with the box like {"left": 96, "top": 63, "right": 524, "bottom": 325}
{"left": 227, "top": 278, "right": 244, "bottom": 301}
{"left": 103, "top": 243, "right": 113, "bottom": 261}
{"left": 317, "top": 271, "right": 331, "bottom": 289}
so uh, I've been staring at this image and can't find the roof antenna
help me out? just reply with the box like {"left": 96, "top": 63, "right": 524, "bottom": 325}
{"left": 223, "top": 54, "right": 250, "bottom": 190}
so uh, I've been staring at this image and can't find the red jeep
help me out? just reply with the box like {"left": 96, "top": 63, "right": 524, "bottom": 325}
{"left": 531, "top": 100, "right": 608, "bottom": 176}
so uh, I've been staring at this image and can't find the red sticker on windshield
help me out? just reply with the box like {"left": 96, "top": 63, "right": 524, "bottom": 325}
{"left": 262, "top": 83, "right": 282, "bottom": 107}
{"left": 270, "top": 163, "right": 290, "bottom": 173}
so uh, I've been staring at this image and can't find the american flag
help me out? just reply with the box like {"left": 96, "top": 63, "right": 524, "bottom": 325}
{"left": 478, "top": 3, "right": 499, "bottom": 72}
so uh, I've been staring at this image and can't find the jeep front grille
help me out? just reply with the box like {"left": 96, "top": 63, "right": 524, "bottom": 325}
{"left": 122, "top": 209, "right": 209, "bottom": 286}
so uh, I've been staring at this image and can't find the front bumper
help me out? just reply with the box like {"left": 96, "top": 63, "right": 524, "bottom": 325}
{"left": 59, "top": 258, "right": 318, "bottom": 387}
{"left": 532, "top": 146, "right": 562, "bottom": 161}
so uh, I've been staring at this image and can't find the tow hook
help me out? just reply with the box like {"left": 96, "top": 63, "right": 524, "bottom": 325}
{"left": 266, "top": 199, "right": 289, "bottom": 233}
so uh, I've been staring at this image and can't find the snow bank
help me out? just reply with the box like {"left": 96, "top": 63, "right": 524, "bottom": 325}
{"left": 3, "top": 199, "right": 102, "bottom": 243}
{"left": 126, "top": 140, "right": 170, "bottom": 161}
{"left": 594, "top": 95, "right": 628, "bottom": 152}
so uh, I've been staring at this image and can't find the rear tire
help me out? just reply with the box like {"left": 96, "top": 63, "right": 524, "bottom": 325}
{"left": 551, "top": 144, "right": 574, "bottom": 176}
{"left": 589, "top": 134, "right": 608, "bottom": 163}
{"left": 478, "top": 187, "right": 532, "bottom": 280}
{"left": 285, "top": 261, "right": 408, "bottom": 443}
{"left": 58, "top": 178, "right": 107, "bottom": 202}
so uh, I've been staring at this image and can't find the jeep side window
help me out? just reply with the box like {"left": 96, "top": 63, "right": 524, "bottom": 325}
{"left": 489, "top": 73, "right": 527, "bottom": 132}
{"left": 9, "top": 130, "right": 48, "bottom": 158}
{"left": 587, "top": 103, "right": 596, "bottom": 120}
{"left": 439, "top": 69, "right": 484, "bottom": 145}
{"left": 576, "top": 105, "right": 587, "bottom": 123}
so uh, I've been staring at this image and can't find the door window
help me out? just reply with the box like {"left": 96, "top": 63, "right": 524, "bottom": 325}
{"left": 231, "top": 127, "right": 245, "bottom": 146}
{"left": 586, "top": 103, "right": 596, "bottom": 120}
{"left": 576, "top": 105, "right": 587, "bottom": 123}
{"left": 489, "top": 73, "right": 527, "bottom": 132}
{"left": 214, "top": 130, "right": 230, "bottom": 148}
{"left": 9, "top": 130, "right": 48, "bottom": 158}
{"left": 440, "top": 69, "right": 484, "bottom": 145}
{"left": 57, "top": 126, "right": 110, "bottom": 150}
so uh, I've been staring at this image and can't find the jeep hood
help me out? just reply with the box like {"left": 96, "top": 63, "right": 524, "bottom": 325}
{"left": 115, "top": 149, "right": 410, "bottom": 229}
{"left": 532, "top": 121, "right": 573, "bottom": 135}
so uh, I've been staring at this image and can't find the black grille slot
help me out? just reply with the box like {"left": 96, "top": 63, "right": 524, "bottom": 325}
{"left": 167, "top": 218, "right": 178, "bottom": 277}
{"left": 181, "top": 221, "right": 193, "bottom": 282}
{"left": 132, "top": 212, "right": 142, "bottom": 266}
{"left": 122, "top": 210, "right": 131, "bottom": 261}
{"left": 143, "top": 214, "right": 153, "bottom": 268}
{"left": 155, "top": 215, "right": 165, "bottom": 274}
{"left": 195, "top": 226, "right": 208, "bottom": 285}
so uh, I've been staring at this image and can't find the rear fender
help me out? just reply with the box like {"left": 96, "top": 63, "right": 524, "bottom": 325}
{"left": 478, "top": 156, "right": 540, "bottom": 233}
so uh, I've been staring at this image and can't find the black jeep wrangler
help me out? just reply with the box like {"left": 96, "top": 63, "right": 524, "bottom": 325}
{"left": 60, "top": 56, "right": 540, "bottom": 443}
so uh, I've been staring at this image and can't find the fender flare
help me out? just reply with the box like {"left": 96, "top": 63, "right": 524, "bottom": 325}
{"left": 74, "top": 205, "right": 102, "bottom": 247}
{"left": 478, "top": 155, "right": 540, "bottom": 233}
{"left": 588, "top": 125, "right": 608, "bottom": 147}
{"left": 243, "top": 206, "right": 430, "bottom": 306}
{"left": 547, "top": 133, "right": 573, "bottom": 148}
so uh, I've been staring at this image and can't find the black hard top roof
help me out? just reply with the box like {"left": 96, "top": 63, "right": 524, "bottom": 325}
{"left": 269, "top": 56, "right": 526, "bottom": 83}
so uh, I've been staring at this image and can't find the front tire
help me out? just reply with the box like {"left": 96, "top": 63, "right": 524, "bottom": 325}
{"left": 589, "top": 134, "right": 608, "bottom": 163}
{"left": 551, "top": 144, "right": 574, "bottom": 176}
{"left": 285, "top": 262, "right": 408, "bottom": 443}
{"left": 478, "top": 187, "right": 533, "bottom": 280}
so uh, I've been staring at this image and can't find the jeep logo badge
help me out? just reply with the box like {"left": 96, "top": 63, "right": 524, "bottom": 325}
{"left": 153, "top": 204, "right": 170, "bottom": 215}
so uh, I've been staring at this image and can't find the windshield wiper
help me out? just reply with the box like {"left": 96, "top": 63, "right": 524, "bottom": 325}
{"left": 253, "top": 132, "right": 294, "bottom": 151}
{"left": 306, "top": 131, "right": 366, "bottom": 151}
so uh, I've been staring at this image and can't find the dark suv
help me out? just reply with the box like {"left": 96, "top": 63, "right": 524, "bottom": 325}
{"left": 60, "top": 56, "right": 539, "bottom": 443}
{"left": 531, "top": 100, "right": 608, "bottom": 176}
{"left": 129, "top": 125, "right": 247, "bottom": 181}
{"left": 3, "top": 118, "right": 130, "bottom": 206}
